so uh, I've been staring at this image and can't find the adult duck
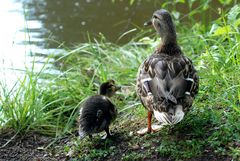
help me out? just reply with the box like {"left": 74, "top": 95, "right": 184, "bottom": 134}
{"left": 136, "top": 9, "right": 199, "bottom": 135}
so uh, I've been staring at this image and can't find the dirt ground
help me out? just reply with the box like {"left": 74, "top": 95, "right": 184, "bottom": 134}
{"left": 0, "top": 130, "right": 63, "bottom": 161}
{"left": 0, "top": 127, "right": 232, "bottom": 161}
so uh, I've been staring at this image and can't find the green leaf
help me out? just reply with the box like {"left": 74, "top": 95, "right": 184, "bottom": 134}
{"left": 188, "top": 0, "right": 197, "bottom": 8}
{"left": 130, "top": 0, "right": 135, "bottom": 5}
{"left": 228, "top": 4, "right": 240, "bottom": 24}
{"left": 212, "top": 26, "right": 231, "bottom": 36}
{"left": 176, "top": 0, "right": 185, "bottom": 3}
{"left": 219, "top": 0, "right": 232, "bottom": 5}
{"left": 172, "top": 11, "right": 180, "bottom": 20}
{"left": 234, "top": 18, "right": 240, "bottom": 27}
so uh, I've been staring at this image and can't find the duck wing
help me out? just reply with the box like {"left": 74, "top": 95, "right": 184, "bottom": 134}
{"left": 79, "top": 96, "right": 116, "bottom": 134}
{"left": 137, "top": 53, "right": 199, "bottom": 112}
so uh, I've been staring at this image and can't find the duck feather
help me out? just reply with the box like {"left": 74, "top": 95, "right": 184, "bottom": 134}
{"left": 137, "top": 44, "right": 199, "bottom": 114}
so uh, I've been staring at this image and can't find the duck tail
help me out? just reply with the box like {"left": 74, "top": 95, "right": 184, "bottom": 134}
{"left": 79, "top": 129, "right": 86, "bottom": 140}
{"left": 153, "top": 110, "right": 172, "bottom": 125}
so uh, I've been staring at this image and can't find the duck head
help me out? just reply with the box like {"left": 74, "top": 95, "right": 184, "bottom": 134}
{"left": 144, "top": 9, "right": 177, "bottom": 44}
{"left": 99, "top": 80, "right": 121, "bottom": 97}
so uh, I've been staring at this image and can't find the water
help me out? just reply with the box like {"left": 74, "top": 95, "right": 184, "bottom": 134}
{"left": 0, "top": 0, "right": 234, "bottom": 88}
{"left": 0, "top": 0, "right": 62, "bottom": 88}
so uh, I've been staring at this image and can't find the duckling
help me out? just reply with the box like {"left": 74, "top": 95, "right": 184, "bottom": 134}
{"left": 136, "top": 9, "right": 199, "bottom": 135}
{"left": 79, "top": 80, "right": 120, "bottom": 139}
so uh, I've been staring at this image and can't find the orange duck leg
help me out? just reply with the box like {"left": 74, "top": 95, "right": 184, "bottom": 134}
{"left": 137, "top": 111, "right": 163, "bottom": 135}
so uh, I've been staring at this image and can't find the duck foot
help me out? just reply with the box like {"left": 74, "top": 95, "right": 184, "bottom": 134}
{"left": 152, "top": 124, "right": 164, "bottom": 131}
{"left": 101, "top": 134, "right": 110, "bottom": 140}
{"left": 136, "top": 124, "right": 164, "bottom": 135}
{"left": 136, "top": 128, "right": 151, "bottom": 135}
{"left": 101, "top": 127, "right": 112, "bottom": 140}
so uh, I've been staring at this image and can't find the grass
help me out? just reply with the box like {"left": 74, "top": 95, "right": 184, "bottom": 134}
{"left": 0, "top": 3, "right": 240, "bottom": 161}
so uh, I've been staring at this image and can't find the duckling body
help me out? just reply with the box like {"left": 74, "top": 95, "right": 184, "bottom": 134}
{"left": 79, "top": 80, "right": 119, "bottom": 139}
{"left": 136, "top": 9, "right": 199, "bottom": 134}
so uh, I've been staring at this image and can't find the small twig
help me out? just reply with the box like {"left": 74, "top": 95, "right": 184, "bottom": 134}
{"left": 0, "top": 132, "right": 19, "bottom": 148}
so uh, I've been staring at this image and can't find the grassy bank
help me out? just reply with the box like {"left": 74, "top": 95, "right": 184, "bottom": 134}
{"left": 1, "top": 4, "right": 240, "bottom": 161}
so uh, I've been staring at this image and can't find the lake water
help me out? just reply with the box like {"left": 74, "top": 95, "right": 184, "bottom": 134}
{"left": 0, "top": 0, "right": 234, "bottom": 88}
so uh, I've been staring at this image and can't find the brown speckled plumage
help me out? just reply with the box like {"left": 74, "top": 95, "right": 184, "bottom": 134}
{"left": 136, "top": 9, "right": 199, "bottom": 134}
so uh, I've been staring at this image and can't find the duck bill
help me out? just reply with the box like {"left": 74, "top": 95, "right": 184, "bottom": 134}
{"left": 115, "top": 86, "right": 121, "bottom": 91}
{"left": 144, "top": 19, "right": 152, "bottom": 27}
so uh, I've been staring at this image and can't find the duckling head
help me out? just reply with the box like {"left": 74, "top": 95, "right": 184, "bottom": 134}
{"left": 144, "top": 9, "right": 177, "bottom": 44}
{"left": 99, "top": 80, "right": 121, "bottom": 97}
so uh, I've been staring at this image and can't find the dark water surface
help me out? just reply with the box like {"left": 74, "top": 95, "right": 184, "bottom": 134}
{"left": 17, "top": 0, "right": 233, "bottom": 47}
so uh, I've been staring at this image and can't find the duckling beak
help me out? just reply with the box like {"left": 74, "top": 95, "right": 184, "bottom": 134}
{"left": 115, "top": 86, "right": 121, "bottom": 91}
{"left": 144, "top": 19, "right": 152, "bottom": 27}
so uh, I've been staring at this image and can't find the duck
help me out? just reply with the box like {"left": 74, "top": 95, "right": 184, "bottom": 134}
{"left": 136, "top": 9, "right": 199, "bottom": 135}
{"left": 79, "top": 80, "right": 120, "bottom": 139}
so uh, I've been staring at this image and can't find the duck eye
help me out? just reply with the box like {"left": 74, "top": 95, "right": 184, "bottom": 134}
{"left": 107, "top": 84, "right": 113, "bottom": 89}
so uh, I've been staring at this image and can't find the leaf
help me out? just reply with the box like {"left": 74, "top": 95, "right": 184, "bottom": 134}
{"left": 219, "top": 0, "right": 232, "bottom": 5}
{"left": 172, "top": 11, "right": 180, "bottom": 20}
{"left": 228, "top": 4, "right": 240, "bottom": 24}
{"left": 188, "top": 0, "right": 197, "bottom": 8}
{"left": 176, "top": 0, "right": 185, "bottom": 3}
{"left": 117, "top": 28, "right": 137, "bottom": 41}
{"left": 212, "top": 26, "right": 231, "bottom": 36}
{"left": 234, "top": 18, "right": 240, "bottom": 27}
{"left": 130, "top": 0, "right": 135, "bottom": 5}
{"left": 209, "top": 24, "right": 219, "bottom": 35}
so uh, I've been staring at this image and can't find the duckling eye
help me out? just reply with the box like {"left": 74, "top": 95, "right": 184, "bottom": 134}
{"left": 107, "top": 84, "right": 114, "bottom": 90}
{"left": 153, "top": 15, "right": 158, "bottom": 19}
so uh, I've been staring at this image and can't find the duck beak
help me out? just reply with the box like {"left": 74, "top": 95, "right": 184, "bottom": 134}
{"left": 144, "top": 19, "right": 152, "bottom": 27}
{"left": 115, "top": 86, "right": 121, "bottom": 91}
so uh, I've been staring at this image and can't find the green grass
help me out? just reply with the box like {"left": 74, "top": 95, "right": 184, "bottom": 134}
{"left": 0, "top": 3, "right": 240, "bottom": 160}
